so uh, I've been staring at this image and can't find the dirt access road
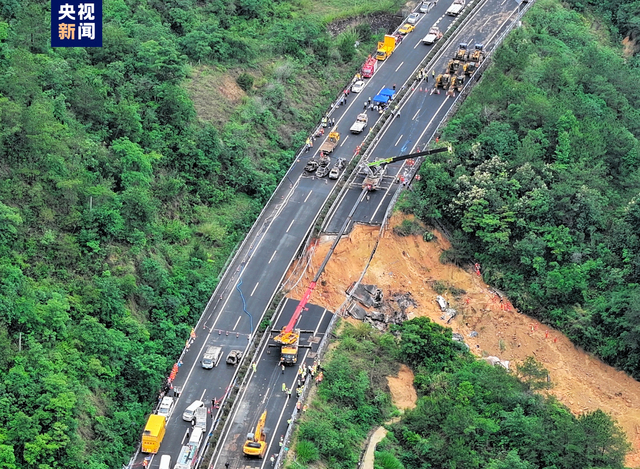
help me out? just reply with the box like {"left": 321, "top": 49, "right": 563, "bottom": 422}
{"left": 287, "top": 214, "right": 640, "bottom": 467}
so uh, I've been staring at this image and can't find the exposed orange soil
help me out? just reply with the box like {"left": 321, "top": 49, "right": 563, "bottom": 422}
{"left": 387, "top": 364, "right": 417, "bottom": 411}
{"left": 287, "top": 214, "right": 640, "bottom": 467}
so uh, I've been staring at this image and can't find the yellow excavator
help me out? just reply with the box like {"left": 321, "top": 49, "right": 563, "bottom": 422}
{"left": 243, "top": 411, "right": 267, "bottom": 458}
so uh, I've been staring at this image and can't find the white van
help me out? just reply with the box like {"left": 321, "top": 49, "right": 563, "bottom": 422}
{"left": 182, "top": 400, "right": 204, "bottom": 422}
{"left": 158, "top": 455, "right": 171, "bottom": 469}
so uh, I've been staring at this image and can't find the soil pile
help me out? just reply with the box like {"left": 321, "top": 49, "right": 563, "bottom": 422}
{"left": 287, "top": 214, "right": 640, "bottom": 467}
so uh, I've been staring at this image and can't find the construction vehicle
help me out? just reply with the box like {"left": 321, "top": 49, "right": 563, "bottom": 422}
{"left": 463, "top": 61, "right": 477, "bottom": 75}
{"left": 451, "top": 74, "right": 465, "bottom": 92}
{"left": 469, "top": 43, "right": 484, "bottom": 62}
{"left": 446, "top": 0, "right": 465, "bottom": 15}
{"left": 435, "top": 73, "right": 452, "bottom": 89}
{"left": 447, "top": 60, "right": 462, "bottom": 75}
{"left": 362, "top": 146, "right": 452, "bottom": 191}
{"left": 319, "top": 131, "right": 340, "bottom": 154}
{"left": 243, "top": 411, "right": 268, "bottom": 458}
{"left": 362, "top": 55, "right": 377, "bottom": 78}
{"left": 350, "top": 113, "right": 368, "bottom": 134}
{"left": 376, "top": 35, "right": 397, "bottom": 60}
{"left": 141, "top": 414, "right": 166, "bottom": 454}
{"left": 454, "top": 43, "right": 468, "bottom": 61}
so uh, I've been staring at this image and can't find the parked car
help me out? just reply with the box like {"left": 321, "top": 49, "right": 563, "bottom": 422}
{"left": 351, "top": 80, "right": 365, "bottom": 93}
{"left": 398, "top": 23, "right": 415, "bottom": 35}
{"left": 407, "top": 12, "right": 420, "bottom": 24}
{"left": 419, "top": 2, "right": 431, "bottom": 13}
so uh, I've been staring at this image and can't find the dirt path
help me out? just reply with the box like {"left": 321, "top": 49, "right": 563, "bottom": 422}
{"left": 362, "top": 365, "right": 417, "bottom": 469}
{"left": 287, "top": 214, "right": 640, "bottom": 467}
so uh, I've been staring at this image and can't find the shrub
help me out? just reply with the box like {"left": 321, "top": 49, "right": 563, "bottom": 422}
{"left": 236, "top": 72, "right": 254, "bottom": 92}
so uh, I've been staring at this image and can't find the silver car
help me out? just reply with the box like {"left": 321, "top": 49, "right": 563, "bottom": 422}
{"left": 419, "top": 2, "right": 431, "bottom": 12}
{"left": 407, "top": 12, "right": 420, "bottom": 24}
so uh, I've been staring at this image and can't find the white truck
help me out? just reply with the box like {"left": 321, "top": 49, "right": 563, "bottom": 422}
{"left": 350, "top": 113, "right": 368, "bottom": 134}
{"left": 194, "top": 406, "right": 207, "bottom": 432}
{"left": 446, "top": 0, "right": 465, "bottom": 16}
{"left": 201, "top": 345, "right": 223, "bottom": 369}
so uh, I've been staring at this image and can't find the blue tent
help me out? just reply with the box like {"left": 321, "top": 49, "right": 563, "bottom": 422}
{"left": 373, "top": 94, "right": 390, "bottom": 104}
{"left": 380, "top": 88, "right": 395, "bottom": 97}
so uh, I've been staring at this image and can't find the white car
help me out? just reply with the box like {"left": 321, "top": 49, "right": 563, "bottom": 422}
{"left": 351, "top": 80, "right": 365, "bottom": 93}
{"left": 407, "top": 12, "right": 420, "bottom": 24}
{"left": 419, "top": 2, "right": 431, "bottom": 12}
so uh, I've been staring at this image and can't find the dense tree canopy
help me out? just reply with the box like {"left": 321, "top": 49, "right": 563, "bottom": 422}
{"left": 402, "top": 0, "right": 640, "bottom": 379}
{"left": 0, "top": 0, "right": 396, "bottom": 466}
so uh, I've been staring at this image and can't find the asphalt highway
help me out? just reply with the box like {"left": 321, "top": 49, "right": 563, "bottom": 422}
{"left": 130, "top": 0, "right": 524, "bottom": 466}
{"left": 324, "top": 0, "right": 523, "bottom": 233}
{"left": 210, "top": 299, "right": 332, "bottom": 469}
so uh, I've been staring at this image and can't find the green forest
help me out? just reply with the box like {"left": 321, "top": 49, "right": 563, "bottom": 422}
{"left": 403, "top": 0, "right": 640, "bottom": 380}
{"left": 291, "top": 319, "right": 630, "bottom": 469}
{"left": 0, "top": 0, "right": 404, "bottom": 467}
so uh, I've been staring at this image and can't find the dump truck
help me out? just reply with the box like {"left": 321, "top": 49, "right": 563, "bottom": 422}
{"left": 376, "top": 35, "right": 397, "bottom": 60}
{"left": 319, "top": 131, "right": 340, "bottom": 154}
{"left": 362, "top": 55, "right": 377, "bottom": 78}
{"left": 446, "top": 0, "right": 465, "bottom": 15}
{"left": 454, "top": 42, "right": 468, "bottom": 61}
{"left": 350, "top": 113, "right": 368, "bottom": 134}
{"left": 141, "top": 414, "right": 166, "bottom": 454}
{"left": 243, "top": 411, "right": 268, "bottom": 458}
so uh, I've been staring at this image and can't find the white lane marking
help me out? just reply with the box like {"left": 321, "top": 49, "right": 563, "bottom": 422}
{"left": 233, "top": 316, "right": 242, "bottom": 331}
{"left": 250, "top": 282, "right": 259, "bottom": 297}
{"left": 371, "top": 181, "right": 396, "bottom": 223}
{"left": 483, "top": 16, "right": 492, "bottom": 27}
{"left": 303, "top": 191, "right": 313, "bottom": 203}
{"left": 395, "top": 61, "right": 404, "bottom": 72}
{"left": 268, "top": 250, "right": 277, "bottom": 264}
{"left": 395, "top": 135, "right": 404, "bottom": 146}
{"left": 414, "top": 39, "right": 422, "bottom": 49}
{"left": 412, "top": 109, "right": 420, "bottom": 120}
{"left": 340, "top": 135, "right": 349, "bottom": 146}
{"left": 200, "top": 388, "right": 207, "bottom": 401}
{"left": 286, "top": 219, "right": 295, "bottom": 233}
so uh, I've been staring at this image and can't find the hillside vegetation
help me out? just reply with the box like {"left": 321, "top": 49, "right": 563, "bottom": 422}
{"left": 0, "top": 0, "right": 405, "bottom": 467}
{"left": 402, "top": 0, "right": 640, "bottom": 379}
{"left": 291, "top": 319, "right": 630, "bottom": 469}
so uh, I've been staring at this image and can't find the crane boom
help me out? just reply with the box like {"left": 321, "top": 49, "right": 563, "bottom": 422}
{"left": 366, "top": 145, "right": 451, "bottom": 167}
{"left": 274, "top": 281, "right": 317, "bottom": 344}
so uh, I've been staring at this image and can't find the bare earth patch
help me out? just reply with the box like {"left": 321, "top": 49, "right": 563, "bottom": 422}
{"left": 387, "top": 364, "right": 417, "bottom": 411}
{"left": 286, "top": 213, "right": 640, "bottom": 467}
{"left": 184, "top": 67, "right": 247, "bottom": 126}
